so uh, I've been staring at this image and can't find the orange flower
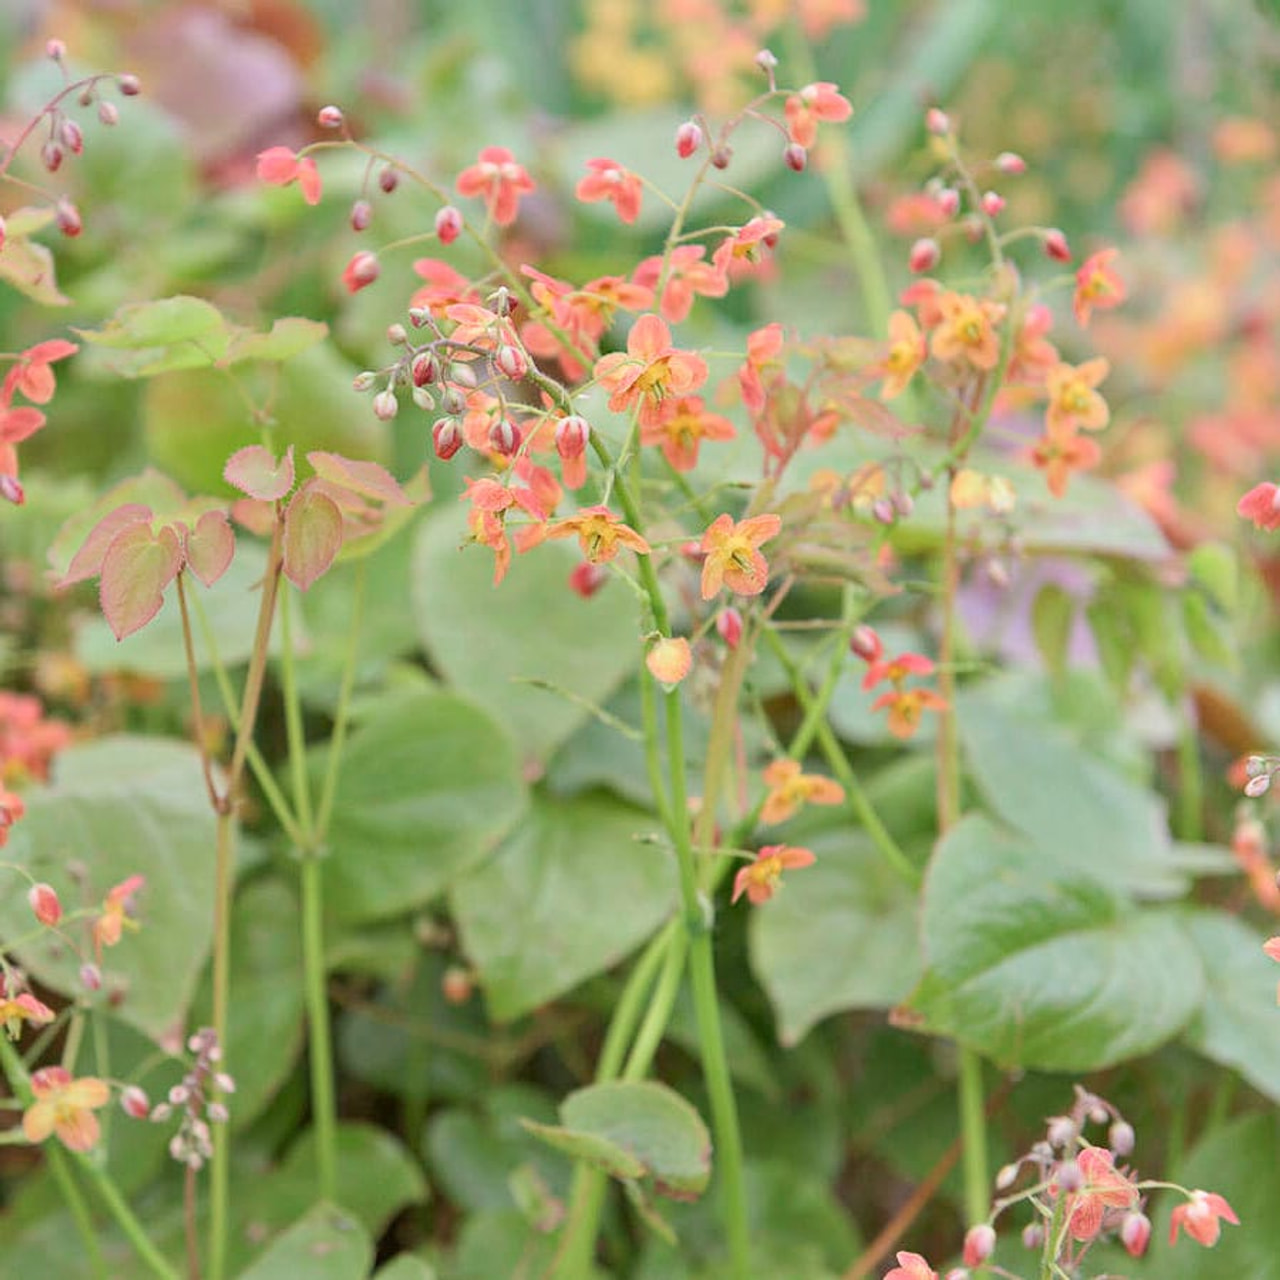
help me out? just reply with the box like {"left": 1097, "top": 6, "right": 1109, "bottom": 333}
{"left": 546, "top": 506, "right": 650, "bottom": 564}
{"left": 93, "top": 874, "right": 145, "bottom": 951}
{"left": 738, "top": 323, "right": 785, "bottom": 415}
{"left": 1045, "top": 358, "right": 1110, "bottom": 435}
{"left": 784, "top": 81, "right": 853, "bottom": 148}
{"left": 732, "top": 844, "right": 816, "bottom": 905}
{"left": 930, "top": 292, "right": 1004, "bottom": 371}
{"left": 884, "top": 1251, "right": 937, "bottom": 1280}
{"left": 646, "top": 637, "right": 692, "bottom": 689}
{"left": 22, "top": 1066, "right": 111, "bottom": 1152}
{"left": 575, "top": 158, "right": 643, "bottom": 224}
{"left": 712, "top": 215, "right": 785, "bottom": 280}
{"left": 639, "top": 396, "right": 736, "bottom": 471}
{"left": 1073, "top": 248, "right": 1125, "bottom": 327}
{"left": 3, "top": 339, "right": 78, "bottom": 405}
{"left": 1006, "top": 303, "right": 1058, "bottom": 385}
{"left": 633, "top": 246, "right": 726, "bottom": 324}
{"left": 760, "top": 759, "right": 845, "bottom": 824}
{"left": 455, "top": 145, "right": 535, "bottom": 226}
{"left": 871, "top": 687, "right": 948, "bottom": 739}
{"left": 256, "top": 146, "right": 321, "bottom": 205}
{"left": 699, "top": 513, "right": 782, "bottom": 599}
{"left": 593, "top": 315, "right": 708, "bottom": 426}
{"left": 862, "top": 651, "right": 934, "bottom": 690}
{"left": 1030, "top": 430, "right": 1102, "bottom": 497}
{"left": 1062, "top": 1145, "right": 1139, "bottom": 1241}
{"left": 0, "top": 990, "right": 55, "bottom": 1039}
{"left": 1169, "top": 1191, "right": 1239, "bottom": 1248}
{"left": 879, "top": 310, "right": 927, "bottom": 399}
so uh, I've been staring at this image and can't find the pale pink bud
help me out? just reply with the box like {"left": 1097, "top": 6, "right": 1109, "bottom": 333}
{"left": 411, "top": 386, "right": 434, "bottom": 411}
{"left": 352, "top": 371, "right": 378, "bottom": 392}
{"left": 1121, "top": 1210, "right": 1151, "bottom": 1258}
{"left": 0, "top": 475, "right": 25, "bottom": 505}
{"left": 317, "top": 104, "right": 344, "bottom": 128}
{"left": 46, "top": 39, "right": 67, "bottom": 61}
{"left": 908, "top": 237, "right": 940, "bottom": 273}
{"left": 440, "top": 386, "right": 467, "bottom": 415}
{"left": 981, "top": 190, "right": 1005, "bottom": 216}
{"left": 569, "top": 561, "right": 607, "bottom": 598}
{"left": 386, "top": 323, "right": 407, "bottom": 346}
{"left": 995, "top": 150, "right": 1026, "bottom": 174}
{"left": 56, "top": 199, "right": 82, "bottom": 237}
{"left": 28, "top": 882, "right": 61, "bottom": 927}
{"left": 372, "top": 389, "right": 398, "bottom": 421}
{"left": 41, "top": 141, "right": 64, "bottom": 173}
{"left": 783, "top": 143, "right": 807, "bottom": 172}
{"left": 80, "top": 962, "right": 102, "bottom": 991}
{"left": 555, "top": 415, "right": 589, "bottom": 460}
{"left": 441, "top": 966, "right": 473, "bottom": 1005}
{"left": 1109, "top": 1119, "right": 1135, "bottom": 1156}
{"left": 343, "top": 250, "right": 380, "bottom": 292}
{"left": 494, "top": 344, "right": 528, "bottom": 380}
{"left": 995, "top": 1162, "right": 1020, "bottom": 1190}
{"left": 755, "top": 48, "right": 778, "bottom": 72}
{"left": 350, "top": 199, "right": 373, "bottom": 232}
{"left": 432, "top": 417, "right": 463, "bottom": 460}
{"left": 435, "top": 205, "right": 463, "bottom": 244}
{"left": 1043, "top": 227, "right": 1072, "bottom": 262}
{"left": 59, "top": 119, "right": 84, "bottom": 155}
{"left": 1244, "top": 773, "right": 1270, "bottom": 798}
{"left": 488, "top": 419, "right": 521, "bottom": 456}
{"left": 937, "top": 187, "right": 960, "bottom": 216}
{"left": 117, "top": 74, "right": 141, "bottom": 96}
{"left": 675, "top": 121, "right": 703, "bottom": 159}
{"left": 1047, "top": 1115, "right": 1077, "bottom": 1148}
{"left": 849, "top": 625, "right": 882, "bottom": 663}
{"left": 1021, "top": 1223, "right": 1044, "bottom": 1249}
{"left": 98, "top": 101, "right": 119, "bottom": 126}
{"left": 925, "top": 107, "right": 950, "bottom": 135}
{"left": 717, "top": 607, "right": 743, "bottom": 650}
{"left": 379, "top": 166, "right": 399, "bottom": 194}
{"left": 871, "top": 497, "right": 896, "bottom": 525}
{"left": 1055, "top": 1157, "right": 1082, "bottom": 1192}
{"left": 963, "top": 1224, "right": 996, "bottom": 1266}
{"left": 121, "top": 1086, "right": 150, "bottom": 1119}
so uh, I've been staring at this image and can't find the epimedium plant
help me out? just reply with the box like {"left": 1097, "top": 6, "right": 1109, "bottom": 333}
{"left": 0, "top": 12, "right": 1278, "bottom": 1280}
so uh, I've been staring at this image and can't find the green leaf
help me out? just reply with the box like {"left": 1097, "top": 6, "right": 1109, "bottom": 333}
{"left": 750, "top": 831, "right": 922, "bottom": 1046}
{"left": 320, "top": 691, "right": 527, "bottom": 922}
{"left": 957, "top": 683, "right": 1187, "bottom": 895}
{"left": 525, "top": 1080, "right": 711, "bottom": 1199}
{"left": 1030, "top": 582, "right": 1075, "bottom": 677}
{"left": 1188, "top": 541, "right": 1237, "bottom": 612}
{"left": 373, "top": 1258, "right": 439, "bottom": 1280}
{"left": 412, "top": 505, "right": 641, "bottom": 768}
{"left": 906, "top": 815, "right": 1205, "bottom": 1071}
{"left": 0, "top": 737, "right": 216, "bottom": 1041}
{"left": 1181, "top": 910, "right": 1280, "bottom": 1105}
{"left": 236, "top": 1203, "right": 372, "bottom": 1280}
{"left": 1182, "top": 589, "right": 1235, "bottom": 670}
{"left": 451, "top": 792, "right": 677, "bottom": 1021}
{"left": 447, "top": 1208, "right": 565, "bottom": 1280}
{"left": 75, "top": 295, "right": 232, "bottom": 373}
{"left": 225, "top": 317, "right": 328, "bottom": 365}
{"left": 0, "top": 226, "right": 69, "bottom": 305}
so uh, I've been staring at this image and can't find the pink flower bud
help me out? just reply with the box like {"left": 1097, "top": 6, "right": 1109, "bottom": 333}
{"left": 372, "top": 390, "right": 398, "bottom": 421}
{"left": 1021, "top": 1223, "right": 1044, "bottom": 1249}
{"left": 1047, "top": 1115, "right": 1077, "bottom": 1148}
{"left": 711, "top": 144, "right": 732, "bottom": 170}
{"left": 849, "top": 625, "right": 882, "bottom": 663}
{"left": 59, "top": 119, "right": 84, "bottom": 155}
{"left": 121, "top": 1086, "right": 150, "bottom": 1119}
{"left": 441, "top": 386, "right": 467, "bottom": 415}
{"left": 555, "top": 415, "right": 589, "bottom": 460}
{"left": 28, "top": 882, "right": 61, "bottom": 927}
{"left": 963, "top": 1224, "right": 996, "bottom": 1266}
{"left": 412, "top": 353, "right": 438, "bottom": 387}
{"left": 46, "top": 39, "right": 66, "bottom": 61}
{"left": 442, "top": 966, "right": 473, "bottom": 1005}
{"left": 755, "top": 48, "right": 778, "bottom": 72}
{"left": 908, "top": 237, "right": 940, "bottom": 273}
{"left": 41, "top": 141, "right": 64, "bottom": 173}
{"left": 1109, "top": 1120, "right": 1136, "bottom": 1155}
{"left": 1055, "top": 1157, "right": 1082, "bottom": 1191}
{"left": 1120, "top": 1211, "right": 1151, "bottom": 1258}
{"left": 488, "top": 418, "right": 521, "bottom": 456}
{"left": 432, "top": 417, "right": 463, "bottom": 460}
{"left": 717, "top": 607, "right": 743, "bottom": 650}
{"left": 98, "top": 101, "right": 119, "bottom": 126}
{"left": 995, "top": 150, "right": 1026, "bottom": 174}
{"left": 317, "top": 104, "right": 344, "bottom": 128}
{"left": 784, "top": 143, "right": 807, "bottom": 172}
{"left": 352, "top": 371, "right": 378, "bottom": 392}
{"left": 411, "top": 386, "right": 434, "bottom": 411}
{"left": 646, "top": 636, "right": 693, "bottom": 689}
{"left": 350, "top": 199, "right": 373, "bottom": 232}
{"left": 55, "top": 198, "right": 82, "bottom": 237}
{"left": 569, "top": 561, "right": 607, "bottom": 598}
{"left": 435, "top": 205, "right": 463, "bottom": 244}
{"left": 675, "top": 121, "right": 703, "bottom": 159}
{"left": 1245, "top": 773, "right": 1271, "bottom": 798}
{"left": 494, "top": 344, "right": 528, "bottom": 380}
{"left": 342, "top": 250, "right": 380, "bottom": 293}
{"left": 0, "top": 475, "right": 25, "bottom": 505}
{"left": 80, "top": 962, "right": 102, "bottom": 991}
{"left": 981, "top": 190, "right": 1005, "bottom": 216}
{"left": 926, "top": 107, "right": 950, "bottom": 135}
{"left": 117, "top": 74, "right": 141, "bottom": 96}
{"left": 386, "top": 323, "right": 407, "bottom": 346}
{"left": 871, "top": 497, "right": 896, "bottom": 525}
{"left": 1043, "top": 227, "right": 1072, "bottom": 262}
{"left": 937, "top": 187, "right": 960, "bottom": 216}
{"left": 995, "top": 1162, "right": 1020, "bottom": 1190}
{"left": 379, "top": 166, "right": 399, "bottom": 194}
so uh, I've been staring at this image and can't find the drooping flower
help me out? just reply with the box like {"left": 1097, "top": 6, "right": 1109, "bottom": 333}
{"left": 1237, "top": 481, "right": 1280, "bottom": 531}
{"left": 546, "top": 505, "right": 650, "bottom": 564}
{"left": 872, "top": 686, "right": 948, "bottom": 739}
{"left": 883, "top": 1251, "right": 938, "bottom": 1280}
{"left": 633, "top": 246, "right": 727, "bottom": 324}
{"left": 0, "top": 988, "right": 55, "bottom": 1039}
{"left": 760, "top": 759, "right": 845, "bottom": 824}
{"left": 699, "top": 512, "right": 783, "bottom": 599}
{"left": 646, "top": 636, "right": 692, "bottom": 689}
{"left": 1073, "top": 247, "right": 1126, "bottom": 327}
{"left": 732, "top": 844, "right": 816, "bottom": 905}
{"left": 712, "top": 215, "right": 785, "bottom": 280}
{"left": 455, "top": 145, "right": 536, "bottom": 226}
{"left": 738, "top": 322, "right": 785, "bottom": 416}
{"left": 1169, "top": 1190, "right": 1239, "bottom": 1248}
{"left": 879, "top": 310, "right": 927, "bottom": 400}
{"left": 862, "top": 651, "right": 934, "bottom": 690}
{"left": 2, "top": 339, "right": 78, "bottom": 404}
{"left": 93, "top": 874, "right": 146, "bottom": 951}
{"left": 255, "top": 146, "right": 322, "bottom": 205}
{"left": 783, "top": 82, "right": 853, "bottom": 149}
{"left": 639, "top": 396, "right": 736, "bottom": 471}
{"left": 22, "top": 1066, "right": 111, "bottom": 1152}
{"left": 1045, "top": 358, "right": 1110, "bottom": 435}
{"left": 1006, "top": 303, "right": 1059, "bottom": 385}
{"left": 1030, "top": 429, "right": 1103, "bottom": 498}
{"left": 1062, "top": 1145, "right": 1139, "bottom": 1242}
{"left": 593, "top": 314, "right": 708, "bottom": 426}
{"left": 930, "top": 291, "right": 1004, "bottom": 371}
{"left": 575, "top": 158, "right": 644, "bottom": 224}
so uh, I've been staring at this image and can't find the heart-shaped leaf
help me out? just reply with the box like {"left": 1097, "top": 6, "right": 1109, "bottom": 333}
{"left": 224, "top": 444, "right": 295, "bottom": 501}
{"left": 308, "top": 451, "right": 411, "bottom": 505}
{"left": 59, "top": 503, "right": 153, "bottom": 587}
{"left": 99, "top": 521, "right": 184, "bottom": 639}
{"left": 282, "top": 484, "right": 342, "bottom": 590}
{"left": 183, "top": 509, "right": 235, "bottom": 586}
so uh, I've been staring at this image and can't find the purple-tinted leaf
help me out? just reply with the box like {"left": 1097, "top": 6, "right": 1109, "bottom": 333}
{"left": 224, "top": 444, "right": 295, "bottom": 501}
{"left": 60, "top": 504, "right": 154, "bottom": 587}
{"left": 307, "top": 451, "right": 411, "bottom": 506}
{"left": 282, "top": 484, "right": 342, "bottom": 591}
{"left": 100, "top": 523, "right": 184, "bottom": 640}
{"left": 184, "top": 510, "right": 235, "bottom": 587}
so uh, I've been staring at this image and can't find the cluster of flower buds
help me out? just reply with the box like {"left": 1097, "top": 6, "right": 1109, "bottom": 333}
{"left": 142, "top": 1028, "right": 234, "bottom": 1170}
{"left": 1243, "top": 753, "right": 1279, "bottom": 798}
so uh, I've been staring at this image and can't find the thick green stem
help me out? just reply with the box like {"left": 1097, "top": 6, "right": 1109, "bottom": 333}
{"left": 300, "top": 855, "right": 337, "bottom": 1200}
{"left": 623, "top": 928, "right": 689, "bottom": 1082}
{"left": 208, "top": 810, "right": 234, "bottom": 1280}
{"left": 957, "top": 1046, "right": 989, "bottom": 1229}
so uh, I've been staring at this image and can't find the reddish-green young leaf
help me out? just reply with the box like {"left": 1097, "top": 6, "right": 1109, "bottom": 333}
{"left": 99, "top": 522, "right": 184, "bottom": 640}
{"left": 282, "top": 483, "right": 342, "bottom": 590}
{"left": 224, "top": 444, "right": 295, "bottom": 501}
{"left": 183, "top": 509, "right": 235, "bottom": 587}
{"left": 59, "top": 503, "right": 153, "bottom": 587}
{"left": 307, "top": 451, "right": 411, "bottom": 506}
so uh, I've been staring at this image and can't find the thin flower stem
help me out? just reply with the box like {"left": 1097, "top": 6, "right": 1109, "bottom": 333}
{"left": 623, "top": 927, "right": 690, "bottom": 1081}
{"left": 277, "top": 586, "right": 314, "bottom": 835}
{"left": 300, "top": 854, "right": 338, "bottom": 1201}
{"left": 82, "top": 1156, "right": 182, "bottom": 1280}
{"left": 46, "top": 1145, "right": 107, "bottom": 1280}
{"left": 316, "top": 560, "right": 367, "bottom": 839}
{"left": 175, "top": 574, "right": 222, "bottom": 812}
{"left": 184, "top": 1164, "right": 201, "bottom": 1280}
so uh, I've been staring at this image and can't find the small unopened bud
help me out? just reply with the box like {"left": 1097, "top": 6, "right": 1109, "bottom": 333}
{"left": 411, "top": 386, "right": 434, "bottom": 411}
{"left": 97, "top": 101, "right": 119, "bottom": 126}
{"left": 871, "top": 497, "right": 896, "bottom": 525}
{"left": 432, "top": 417, "right": 463, "bottom": 460}
{"left": 1055, "top": 1158, "right": 1082, "bottom": 1192}
{"left": 47, "top": 39, "right": 67, "bottom": 61}
{"left": 386, "top": 322, "right": 407, "bottom": 346}
{"left": 1121, "top": 1210, "right": 1151, "bottom": 1258}
{"left": 908, "top": 237, "right": 940, "bottom": 273}
{"left": 317, "top": 104, "right": 344, "bottom": 128}
{"left": 121, "top": 1086, "right": 150, "bottom": 1119}
{"left": 1021, "top": 1223, "right": 1044, "bottom": 1250}
{"left": 449, "top": 363, "right": 477, "bottom": 389}
{"left": 441, "top": 386, "right": 467, "bottom": 415}
{"left": 488, "top": 418, "right": 521, "bottom": 456}
{"left": 343, "top": 250, "right": 380, "bottom": 292}
{"left": 494, "top": 344, "right": 528, "bottom": 380}
{"left": 372, "top": 389, "right": 399, "bottom": 421}
{"left": 647, "top": 636, "right": 693, "bottom": 689}
{"left": 892, "top": 490, "right": 914, "bottom": 518}
{"left": 207, "top": 1102, "right": 230, "bottom": 1123}
{"left": 411, "top": 353, "right": 438, "bottom": 387}
{"left": 408, "top": 307, "right": 430, "bottom": 328}
{"left": 0, "top": 474, "right": 19, "bottom": 505}
{"left": 995, "top": 150, "right": 1026, "bottom": 174}
{"left": 675, "top": 121, "right": 703, "bottom": 159}
{"left": 569, "top": 561, "right": 607, "bottom": 598}
{"left": 117, "top": 74, "right": 141, "bottom": 96}
{"left": 213, "top": 1072, "right": 235, "bottom": 1094}
{"left": 28, "top": 883, "right": 61, "bottom": 927}
{"left": 981, "top": 190, "right": 1005, "bottom": 217}
{"left": 435, "top": 205, "right": 463, "bottom": 244}
{"left": 149, "top": 1102, "right": 172, "bottom": 1122}
{"left": 350, "top": 199, "right": 373, "bottom": 232}
{"left": 710, "top": 144, "right": 732, "bottom": 170}
{"left": 555, "top": 414, "right": 589, "bottom": 460}
{"left": 442, "top": 966, "right": 473, "bottom": 1005}
{"left": 1043, "top": 227, "right": 1072, "bottom": 262}
{"left": 80, "top": 962, "right": 101, "bottom": 991}
{"left": 168, "top": 1084, "right": 190, "bottom": 1106}
{"left": 783, "top": 143, "right": 807, "bottom": 172}
{"left": 1047, "top": 1115, "right": 1077, "bottom": 1148}
{"left": 489, "top": 286, "right": 515, "bottom": 317}
{"left": 849, "top": 625, "right": 883, "bottom": 663}
{"left": 379, "top": 166, "right": 399, "bottom": 194}
{"left": 1109, "top": 1119, "right": 1136, "bottom": 1156}
{"left": 995, "top": 1162, "right": 1020, "bottom": 1191}
{"left": 755, "top": 48, "right": 778, "bottom": 73}
{"left": 41, "top": 141, "right": 64, "bottom": 173}
{"left": 963, "top": 1224, "right": 996, "bottom": 1267}
{"left": 717, "top": 607, "right": 743, "bottom": 650}
{"left": 937, "top": 187, "right": 960, "bottom": 216}
{"left": 1244, "top": 773, "right": 1271, "bottom": 798}
{"left": 352, "top": 371, "right": 378, "bottom": 392}
{"left": 59, "top": 119, "right": 84, "bottom": 155}
{"left": 925, "top": 107, "right": 950, "bottom": 135}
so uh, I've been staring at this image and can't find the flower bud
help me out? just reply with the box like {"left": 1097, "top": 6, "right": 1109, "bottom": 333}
{"left": 569, "top": 561, "right": 607, "bottom": 598}
{"left": 80, "top": 962, "right": 102, "bottom": 991}
{"left": 937, "top": 186, "right": 960, "bottom": 216}
{"left": 372, "top": 389, "right": 398, "bottom": 421}
{"left": 432, "top": 417, "right": 463, "bottom": 460}
{"left": 646, "top": 636, "right": 693, "bottom": 689}
{"left": 121, "top": 1086, "right": 150, "bottom": 1119}
{"left": 1244, "top": 773, "right": 1271, "bottom": 798}
{"left": 352, "top": 370, "right": 378, "bottom": 392}
{"left": 488, "top": 418, "right": 521, "bottom": 456}
{"left": 411, "top": 353, "right": 438, "bottom": 387}
{"left": 871, "top": 497, "right": 896, "bottom": 525}
{"left": 47, "top": 38, "right": 67, "bottom": 60}
{"left": 892, "top": 490, "right": 914, "bottom": 518}
{"left": 386, "top": 323, "right": 407, "bottom": 346}
{"left": 317, "top": 104, "right": 344, "bottom": 128}
{"left": 408, "top": 307, "right": 430, "bottom": 328}
{"left": 908, "top": 237, "right": 940, "bottom": 273}
{"left": 494, "top": 344, "right": 528, "bottom": 380}
{"left": 1021, "top": 1223, "right": 1044, "bottom": 1250}
{"left": 98, "top": 101, "right": 119, "bottom": 126}
{"left": 925, "top": 107, "right": 950, "bottom": 135}
{"left": 213, "top": 1072, "right": 235, "bottom": 1094}
{"left": 449, "top": 362, "right": 477, "bottom": 389}
{"left": 995, "top": 150, "right": 1026, "bottom": 174}
{"left": 1043, "top": 227, "right": 1072, "bottom": 262}
{"left": 675, "top": 121, "right": 703, "bottom": 159}
{"left": 1047, "top": 1114, "right": 1077, "bottom": 1148}
{"left": 1109, "top": 1119, "right": 1136, "bottom": 1156}
{"left": 28, "top": 882, "right": 61, "bottom": 927}
{"left": 555, "top": 415, "right": 589, "bottom": 460}
{"left": 59, "top": 119, "right": 85, "bottom": 155}
{"left": 783, "top": 143, "right": 807, "bottom": 172}
{"left": 435, "top": 205, "right": 463, "bottom": 244}
{"left": 1055, "top": 1157, "right": 1082, "bottom": 1192}
{"left": 717, "top": 607, "right": 743, "bottom": 650}
{"left": 755, "top": 48, "right": 778, "bottom": 73}
{"left": 995, "top": 1162, "right": 1020, "bottom": 1191}
{"left": 342, "top": 250, "right": 380, "bottom": 292}
{"left": 963, "top": 1224, "right": 996, "bottom": 1266}
{"left": 1121, "top": 1210, "right": 1151, "bottom": 1258}
{"left": 849, "top": 625, "right": 883, "bottom": 663}
{"left": 117, "top": 74, "right": 141, "bottom": 96}
{"left": 379, "top": 166, "right": 399, "bottom": 194}
{"left": 350, "top": 199, "right": 373, "bottom": 232}
{"left": 980, "top": 190, "right": 1005, "bottom": 216}
{"left": 711, "top": 144, "right": 732, "bottom": 170}
{"left": 41, "top": 141, "right": 64, "bottom": 173}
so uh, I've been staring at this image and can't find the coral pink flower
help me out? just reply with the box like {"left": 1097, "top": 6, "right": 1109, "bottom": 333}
{"left": 884, "top": 1250, "right": 937, "bottom": 1279}
{"left": 872, "top": 686, "right": 948, "bottom": 739}
{"left": 699, "top": 513, "right": 782, "bottom": 599}
{"left": 593, "top": 315, "right": 708, "bottom": 426}
{"left": 1169, "top": 1190, "right": 1239, "bottom": 1248}
{"left": 738, "top": 322, "right": 785, "bottom": 416}
{"left": 646, "top": 636, "right": 692, "bottom": 688}
{"left": 760, "top": 759, "right": 844, "bottom": 825}
{"left": 546, "top": 506, "right": 650, "bottom": 564}
{"left": 27, "top": 882, "right": 61, "bottom": 927}
{"left": 633, "top": 246, "right": 727, "bottom": 324}
{"left": 575, "top": 157, "right": 643, "bottom": 224}
{"left": 255, "top": 146, "right": 321, "bottom": 205}
{"left": 93, "top": 875, "right": 145, "bottom": 951}
{"left": 3, "top": 339, "right": 78, "bottom": 404}
{"left": 784, "top": 82, "right": 853, "bottom": 149}
{"left": 732, "top": 844, "right": 816, "bottom": 905}
{"left": 930, "top": 291, "right": 1004, "bottom": 371}
{"left": 713, "top": 215, "right": 785, "bottom": 280}
{"left": 1045, "top": 358, "right": 1110, "bottom": 435}
{"left": 1238, "top": 481, "right": 1280, "bottom": 531}
{"left": 862, "top": 652, "right": 934, "bottom": 690}
{"left": 1030, "top": 430, "right": 1102, "bottom": 497}
{"left": 1073, "top": 247, "right": 1126, "bottom": 327}
{"left": 0, "top": 989, "right": 55, "bottom": 1038}
{"left": 410, "top": 259, "right": 479, "bottom": 318}
{"left": 639, "top": 396, "right": 736, "bottom": 471}
{"left": 0, "top": 401, "right": 47, "bottom": 504}
{"left": 879, "top": 310, "right": 927, "bottom": 400}
{"left": 455, "top": 146, "right": 535, "bottom": 226}
{"left": 1062, "top": 1146, "right": 1139, "bottom": 1242}
{"left": 22, "top": 1067, "right": 111, "bottom": 1152}
{"left": 1006, "top": 302, "right": 1059, "bottom": 385}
